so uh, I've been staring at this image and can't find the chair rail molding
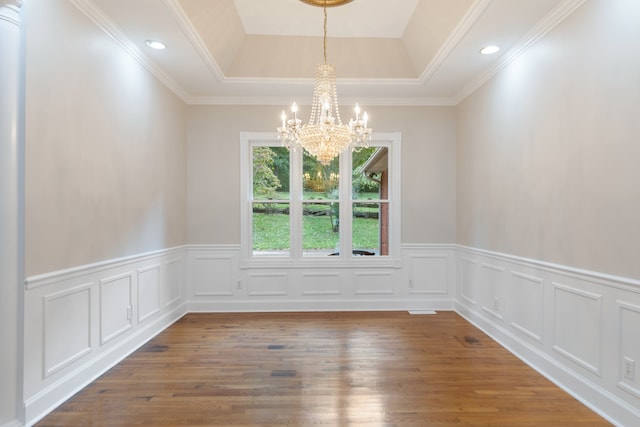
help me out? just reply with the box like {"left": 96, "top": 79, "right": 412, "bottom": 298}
{"left": 455, "top": 245, "right": 640, "bottom": 427}
{"left": 19, "top": 243, "right": 640, "bottom": 426}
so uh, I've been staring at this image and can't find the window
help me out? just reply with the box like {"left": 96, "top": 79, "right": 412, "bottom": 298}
{"left": 240, "top": 132, "right": 400, "bottom": 267}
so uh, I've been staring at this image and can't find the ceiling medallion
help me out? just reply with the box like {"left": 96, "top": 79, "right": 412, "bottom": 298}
{"left": 299, "top": 0, "right": 353, "bottom": 7}
{"left": 278, "top": 0, "right": 371, "bottom": 165}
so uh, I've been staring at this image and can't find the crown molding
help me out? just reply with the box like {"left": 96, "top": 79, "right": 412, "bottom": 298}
{"left": 67, "top": 0, "right": 586, "bottom": 109}
{"left": 185, "top": 95, "right": 456, "bottom": 107}
{"left": 452, "top": 0, "right": 588, "bottom": 104}
{"left": 0, "top": 0, "right": 23, "bottom": 25}
{"left": 161, "top": 0, "right": 225, "bottom": 83}
{"left": 69, "top": 0, "right": 189, "bottom": 101}
{"left": 417, "top": 0, "right": 493, "bottom": 84}
{"left": 0, "top": 0, "right": 22, "bottom": 8}
{"left": 60, "top": 1, "right": 451, "bottom": 108}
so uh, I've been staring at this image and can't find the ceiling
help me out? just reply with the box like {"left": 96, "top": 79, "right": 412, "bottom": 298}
{"left": 75, "top": 0, "right": 583, "bottom": 105}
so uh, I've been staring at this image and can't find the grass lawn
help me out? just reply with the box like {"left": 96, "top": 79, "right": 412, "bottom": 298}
{"left": 253, "top": 213, "right": 379, "bottom": 250}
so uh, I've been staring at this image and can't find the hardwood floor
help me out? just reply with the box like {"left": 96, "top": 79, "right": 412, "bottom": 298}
{"left": 36, "top": 311, "right": 611, "bottom": 426}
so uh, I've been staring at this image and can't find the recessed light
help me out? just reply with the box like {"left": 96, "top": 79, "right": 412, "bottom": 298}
{"left": 480, "top": 45, "right": 500, "bottom": 55}
{"left": 145, "top": 40, "right": 166, "bottom": 50}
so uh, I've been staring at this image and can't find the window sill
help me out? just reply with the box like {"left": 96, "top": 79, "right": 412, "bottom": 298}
{"left": 239, "top": 257, "right": 402, "bottom": 270}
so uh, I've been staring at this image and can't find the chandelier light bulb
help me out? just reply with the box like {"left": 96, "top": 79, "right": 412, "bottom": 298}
{"left": 276, "top": 1, "right": 372, "bottom": 165}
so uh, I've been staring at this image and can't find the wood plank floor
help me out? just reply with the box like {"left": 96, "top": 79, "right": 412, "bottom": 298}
{"left": 36, "top": 311, "right": 611, "bottom": 426}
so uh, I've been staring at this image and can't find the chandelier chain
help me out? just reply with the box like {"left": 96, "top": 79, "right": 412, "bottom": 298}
{"left": 276, "top": 0, "right": 372, "bottom": 165}
{"left": 323, "top": 0, "right": 327, "bottom": 64}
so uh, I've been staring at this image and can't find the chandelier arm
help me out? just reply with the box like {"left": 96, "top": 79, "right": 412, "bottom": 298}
{"left": 277, "top": 0, "right": 372, "bottom": 165}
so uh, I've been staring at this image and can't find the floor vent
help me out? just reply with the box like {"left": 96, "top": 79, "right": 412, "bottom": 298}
{"left": 271, "top": 370, "right": 297, "bottom": 377}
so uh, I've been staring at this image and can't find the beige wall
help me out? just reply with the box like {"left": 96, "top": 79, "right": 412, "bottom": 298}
{"left": 456, "top": 0, "right": 640, "bottom": 278}
{"left": 187, "top": 105, "right": 456, "bottom": 245}
{"left": 25, "top": 0, "right": 188, "bottom": 277}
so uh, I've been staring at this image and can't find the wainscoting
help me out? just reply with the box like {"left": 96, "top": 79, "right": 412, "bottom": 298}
{"left": 455, "top": 246, "right": 640, "bottom": 427}
{"left": 23, "top": 248, "right": 188, "bottom": 425}
{"left": 186, "top": 244, "right": 456, "bottom": 312}
{"left": 21, "top": 244, "right": 640, "bottom": 426}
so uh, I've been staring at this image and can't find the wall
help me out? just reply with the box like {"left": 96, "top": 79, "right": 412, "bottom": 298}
{"left": 21, "top": 0, "right": 189, "bottom": 424}
{"left": 20, "top": 0, "right": 640, "bottom": 424}
{"left": 185, "top": 105, "right": 457, "bottom": 313}
{"left": 187, "top": 105, "right": 456, "bottom": 245}
{"left": 456, "top": 0, "right": 640, "bottom": 279}
{"left": 455, "top": 0, "right": 640, "bottom": 424}
{"left": 24, "top": 0, "right": 188, "bottom": 278}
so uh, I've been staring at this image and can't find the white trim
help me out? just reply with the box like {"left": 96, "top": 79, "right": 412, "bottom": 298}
{"left": 161, "top": 0, "right": 225, "bottom": 82}
{"left": 25, "top": 305, "right": 186, "bottom": 426}
{"left": 25, "top": 246, "right": 187, "bottom": 289}
{"left": 456, "top": 245, "right": 640, "bottom": 427}
{"left": 22, "top": 244, "right": 640, "bottom": 426}
{"left": 455, "top": 304, "right": 634, "bottom": 427}
{"left": 185, "top": 95, "right": 456, "bottom": 107}
{"left": 417, "top": 0, "right": 492, "bottom": 83}
{"left": 239, "top": 132, "right": 402, "bottom": 269}
{"left": 23, "top": 247, "right": 189, "bottom": 426}
{"left": 453, "top": 0, "right": 588, "bottom": 104}
{"left": 65, "top": 0, "right": 586, "bottom": 107}
{"left": 0, "top": 0, "right": 22, "bottom": 26}
{"left": 188, "top": 298, "right": 455, "bottom": 313}
{"left": 457, "top": 245, "right": 640, "bottom": 291}
{"left": 68, "top": 0, "right": 189, "bottom": 102}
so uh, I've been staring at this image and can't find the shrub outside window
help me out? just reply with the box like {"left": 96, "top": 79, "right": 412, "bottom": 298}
{"left": 240, "top": 132, "right": 400, "bottom": 266}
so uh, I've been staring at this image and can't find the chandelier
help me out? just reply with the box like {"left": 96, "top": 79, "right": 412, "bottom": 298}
{"left": 277, "top": 0, "right": 372, "bottom": 165}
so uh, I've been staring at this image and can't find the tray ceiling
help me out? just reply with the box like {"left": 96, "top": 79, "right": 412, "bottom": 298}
{"left": 78, "top": 0, "right": 584, "bottom": 105}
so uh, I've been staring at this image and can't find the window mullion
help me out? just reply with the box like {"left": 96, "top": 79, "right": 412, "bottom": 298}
{"left": 339, "top": 150, "right": 352, "bottom": 259}
{"left": 290, "top": 149, "right": 303, "bottom": 260}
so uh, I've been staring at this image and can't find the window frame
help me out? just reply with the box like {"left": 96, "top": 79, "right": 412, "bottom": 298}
{"left": 240, "top": 132, "right": 401, "bottom": 269}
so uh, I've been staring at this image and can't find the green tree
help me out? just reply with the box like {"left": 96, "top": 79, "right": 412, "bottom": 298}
{"left": 352, "top": 147, "right": 379, "bottom": 194}
{"left": 253, "top": 147, "right": 281, "bottom": 198}
{"left": 271, "top": 147, "right": 290, "bottom": 192}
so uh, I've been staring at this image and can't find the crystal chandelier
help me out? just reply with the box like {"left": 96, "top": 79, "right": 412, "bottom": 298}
{"left": 277, "top": 0, "right": 372, "bottom": 165}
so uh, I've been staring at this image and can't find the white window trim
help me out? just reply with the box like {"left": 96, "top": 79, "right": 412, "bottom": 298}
{"left": 240, "top": 132, "right": 401, "bottom": 269}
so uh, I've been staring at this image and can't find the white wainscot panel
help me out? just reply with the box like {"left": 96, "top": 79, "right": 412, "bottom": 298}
{"left": 138, "top": 264, "right": 161, "bottom": 324}
{"left": 552, "top": 283, "right": 603, "bottom": 375}
{"left": 354, "top": 272, "right": 394, "bottom": 295}
{"left": 43, "top": 284, "right": 92, "bottom": 377}
{"left": 509, "top": 271, "right": 544, "bottom": 344}
{"left": 301, "top": 272, "right": 341, "bottom": 296}
{"left": 459, "top": 258, "right": 477, "bottom": 305}
{"left": 409, "top": 254, "right": 449, "bottom": 295}
{"left": 618, "top": 301, "right": 640, "bottom": 398}
{"left": 248, "top": 273, "right": 288, "bottom": 296}
{"left": 100, "top": 273, "right": 133, "bottom": 345}
{"left": 164, "top": 257, "right": 183, "bottom": 306}
{"left": 193, "top": 256, "right": 233, "bottom": 296}
{"left": 480, "top": 263, "right": 505, "bottom": 320}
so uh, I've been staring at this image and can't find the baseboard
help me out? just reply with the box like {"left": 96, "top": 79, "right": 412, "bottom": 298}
{"left": 24, "top": 304, "right": 187, "bottom": 426}
{"left": 22, "top": 246, "right": 188, "bottom": 426}
{"left": 188, "top": 298, "right": 455, "bottom": 313}
{"left": 454, "top": 245, "right": 640, "bottom": 427}
{"left": 20, "top": 244, "right": 640, "bottom": 426}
